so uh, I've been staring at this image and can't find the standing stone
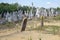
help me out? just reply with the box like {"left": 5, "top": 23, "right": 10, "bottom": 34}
{"left": 36, "top": 8, "right": 40, "bottom": 18}
{"left": 51, "top": 8, "right": 54, "bottom": 17}
{"left": 28, "top": 10, "right": 33, "bottom": 19}
{"left": 48, "top": 9, "right": 51, "bottom": 17}
{"left": 44, "top": 9, "right": 47, "bottom": 17}
{"left": 41, "top": 16, "right": 44, "bottom": 27}
{"left": 26, "top": 11, "right": 29, "bottom": 17}
{"left": 5, "top": 12, "right": 9, "bottom": 20}
{"left": 21, "top": 17, "right": 27, "bottom": 32}
{"left": 6, "top": 12, "right": 12, "bottom": 22}
{"left": 24, "top": 11, "right": 27, "bottom": 16}
{"left": 12, "top": 11, "right": 18, "bottom": 21}
{"left": 18, "top": 10, "right": 23, "bottom": 20}
{"left": 56, "top": 11, "right": 58, "bottom": 16}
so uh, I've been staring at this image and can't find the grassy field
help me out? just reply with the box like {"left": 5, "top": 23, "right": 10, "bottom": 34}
{"left": 0, "top": 17, "right": 60, "bottom": 40}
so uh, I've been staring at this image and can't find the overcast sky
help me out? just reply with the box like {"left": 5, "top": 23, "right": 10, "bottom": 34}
{"left": 0, "top": 0, "right": 60, "bottom": 8}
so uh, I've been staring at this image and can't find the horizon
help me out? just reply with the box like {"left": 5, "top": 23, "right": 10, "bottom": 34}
{"left": 0, "top": 0, "right": 60, "bottom": 8}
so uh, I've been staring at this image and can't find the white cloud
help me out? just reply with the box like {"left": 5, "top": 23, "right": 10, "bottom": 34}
{"left": 47, "top": 2, "right": 51, "bottom": 5}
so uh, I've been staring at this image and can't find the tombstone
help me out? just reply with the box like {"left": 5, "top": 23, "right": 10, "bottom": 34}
{"left": 5, "top": 12, "right": 10, "bottom": 20}
{"left": 36, "top": 8, "right": 48, "bottom": 18}
{"left": 36, "top": 8, "right": 40, "bottom": 18}
{"left": 57, "top": 10, "right": 60, "bottom": 15}
{"left": 28, "top": 10, "right": 33, "bottom": 19}
{"left": 5, "top": 12, "right": 12, "bottom": 22}
{"left": 3, "top": 12, "right": 6, "bottom": 18}
{"left": 21, "top": 17, "right": 27, "bottom": 32}
{"left": 56, "top": 11, "right": 58, "bottom": 16}
{"left": 24, "top": 11, "right": 27, "bottom": 16}
{"left": 8, "top": 15, "right": 12, "bottom": 22}
{"left": 44, "top": 9, "right": 47, "bottom": 17}
{"left": 40, "top": 8, "right": 47, "bottom": 17}
{"left": 12, "top": 11, "right": 18, "bottom": 21}
{"left": 48, "top": 9, "right": 51, "bottom": 17}
{"left": 26, "top": 11, "right": 29, "bottom": 17}
{"left": 51, "top": 8, "right": 54, "bottom": 17}
{"left": 18, "top": 10, "right": 23, "bottom": 20}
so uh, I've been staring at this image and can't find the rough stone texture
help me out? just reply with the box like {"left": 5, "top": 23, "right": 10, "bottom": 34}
{"left": 21, "top": 17, "right": 27, "bottom": 32}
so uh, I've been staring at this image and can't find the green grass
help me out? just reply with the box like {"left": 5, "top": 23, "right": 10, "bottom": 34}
{"left": 52, "top": 16, "right": 60, "bottom": 20}
{"left": 28, "top": 36, "right": 32, "bottom": 40}
{"left": 43, "top": 25, "right": 60, "bottom": 35}
{"left": 27, "top": 25, "right": 60, "bottom": 35}
{"left": 0, "top": 20, "right": 22, "bottom": 30}
{"left": 39, "top": 38, "right": 41, "bottom": 40}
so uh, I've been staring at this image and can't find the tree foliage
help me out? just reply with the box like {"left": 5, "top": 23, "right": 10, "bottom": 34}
{"left": 0, "top": 3, "right": 36, "bottom": 14}
{"left": 0, "top": 3, "right": 19, "bottom": 14}
{"left": 56, "top": 7, "right": 60, "bottom": 10}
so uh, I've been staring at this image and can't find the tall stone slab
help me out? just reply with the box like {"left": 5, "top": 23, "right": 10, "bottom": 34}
{"left": 12, "top": 11, "right": 18, "bottom": 21}
{"left": 18, "top": 10, "right": 23, "bottom": 20}
{"left": 21, "top": 17, "right": 27, "bottom": 32}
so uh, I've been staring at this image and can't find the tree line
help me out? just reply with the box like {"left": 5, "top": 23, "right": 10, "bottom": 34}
{"left": 0, "top": 3, "right": 36, "bottom": 14}
{"left": 0, "top": 3, "right": 60, "bottom": 14}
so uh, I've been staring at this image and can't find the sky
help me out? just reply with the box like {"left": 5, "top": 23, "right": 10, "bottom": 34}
{"left": 0, "top": 0, "right": 60, "bottom": 8}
